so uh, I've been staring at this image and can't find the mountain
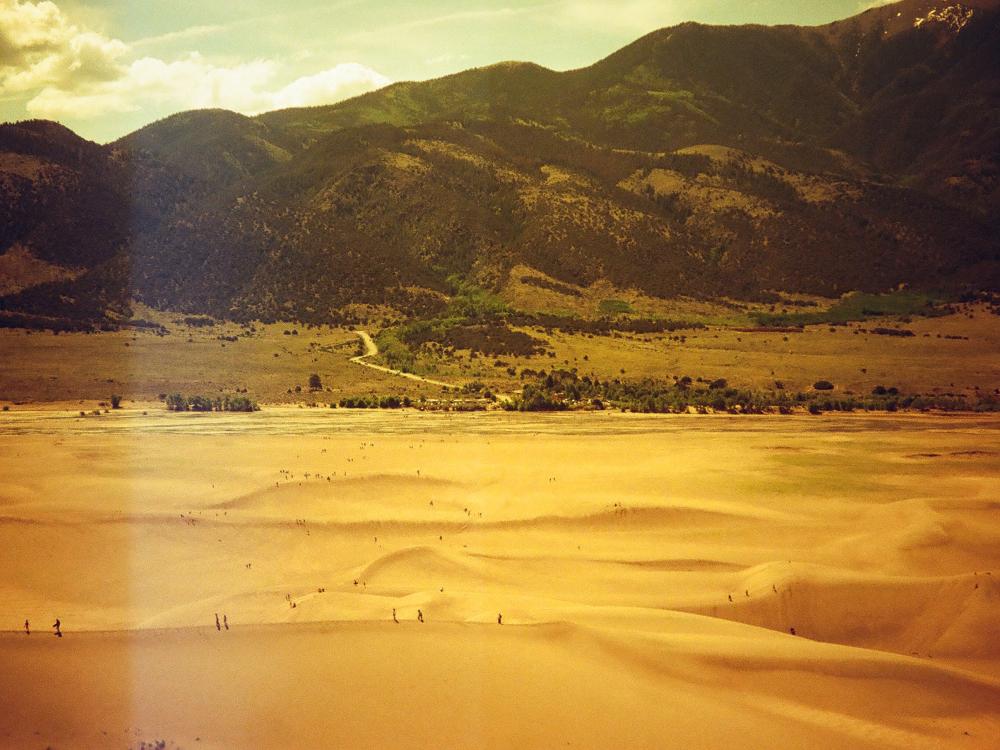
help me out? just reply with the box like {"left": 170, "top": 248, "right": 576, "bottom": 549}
{"left": 1, "top": 0, "right": 998, "bottom": 327}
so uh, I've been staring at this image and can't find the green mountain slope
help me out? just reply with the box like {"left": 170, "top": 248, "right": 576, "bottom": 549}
{"left": 1, "top": 0, "right": 998, "bottom": 326}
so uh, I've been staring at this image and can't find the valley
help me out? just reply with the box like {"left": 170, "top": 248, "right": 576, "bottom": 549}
{"left": 1, "top": 1, "right": 999, "bottom": 748}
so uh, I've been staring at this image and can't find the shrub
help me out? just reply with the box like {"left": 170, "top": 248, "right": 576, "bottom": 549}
{"left": 375, "top": 330, "right": 417, "bottom": 372}
{"left": 224, "top": 396, "right": 257, "bottom": 412}
{"left": 110, "top": 394, "right": 122, "bottom": 409}
{"left": 165, "top": 393, "right": 187, "bottom": 411}
{"left": 813, "top": 380, "right": 834, "bottom": 391}
{"left": 165, "top": 393, "right": 258, "bottom": 412}
{"left": 752, "top": 291, "right": 944, "bottom": 328}
{"left": 504, "top": 384, "right": 568, "bottom": 412}
{"left": 338, "top": 394, "right": 412, "bottom": 409}
{"left": 308, "top": 373, "right": 322, "bottom": 390}
{"left": 598, "top": 299, "right": 634, "bottom": 315}
{"left": 445, "top": 276, "right": 509, "bottom": 320}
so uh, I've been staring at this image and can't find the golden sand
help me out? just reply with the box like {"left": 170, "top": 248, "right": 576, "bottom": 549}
{"left": 1, "top": 409, "right": 998, "bottom": 748}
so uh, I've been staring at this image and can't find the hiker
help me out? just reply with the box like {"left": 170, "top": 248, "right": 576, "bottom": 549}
{"left": 24, "top": 619, "right": 29, "bottom": 636}
{"left": 497, "top": 612, "right": 502, "bottom": 625}
{"left": 215, "top": 613, "right": 221, "bottom": 631}
{"left": 392, "top": 608, "right": 398, "bottom": 624}
{"left": 417, "top": 609, "right": 424, "bottom": 623}
{"left": 53, "top": 618, "right": 61, "bottom": 637}
{"left": 789, "top": 627, "right": 796, "bottom": 636}
{"left": 223, "top": 614, "right": 229, "bottom": 631}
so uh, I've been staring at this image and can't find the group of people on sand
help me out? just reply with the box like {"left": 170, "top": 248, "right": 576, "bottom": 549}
{"left": 389, "top": 608, "right": 503, "bottom": 625}
{"left": 389, "top": 608, "right": 427, "bottom": 623}
{"left": 23, "top": 618, "right": 61, "bottom": 637}
{"left": 24, "top": 609, "right": 507, "bottom": 636}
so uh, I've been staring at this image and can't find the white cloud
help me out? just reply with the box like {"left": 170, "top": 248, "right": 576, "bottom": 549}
{"left": 130, "top": 24, "right": 226, "bottom": 50}
{"left": 26, "top": 54, "right": 391, "bottom": 119}
{"left": 0, "top": 0, "right": 126, "bottom": 93}
{"left": 1, "top": 1, "right": 390, "bottom": 122}
{"left": 0, "top": 0, "right": 68, "bottom": 59}
{"left": 270, "top": 63, "right": 391, "bottom": 110}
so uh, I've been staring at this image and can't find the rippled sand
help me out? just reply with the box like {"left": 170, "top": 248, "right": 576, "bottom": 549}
{"left": 1, "top": 410, "right": 998, "bottom": 748}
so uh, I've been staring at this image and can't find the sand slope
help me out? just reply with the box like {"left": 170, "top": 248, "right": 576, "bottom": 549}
{"left": 2, "top": 619, "right": 998, "bottom": 750}
{"left": 0, "top": 410, "right": 998, "bottom": 748}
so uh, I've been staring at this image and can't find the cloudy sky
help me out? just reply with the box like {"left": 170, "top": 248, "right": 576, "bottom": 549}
{"left": 1, "top": 0, "right": 891, "bottom": 143}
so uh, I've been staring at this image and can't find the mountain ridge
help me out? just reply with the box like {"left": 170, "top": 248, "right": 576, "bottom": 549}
{"left": 1, "top": 0, "right": 998, "bottom": 327}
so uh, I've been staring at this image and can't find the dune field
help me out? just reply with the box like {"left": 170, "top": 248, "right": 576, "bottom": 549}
{"left": 1, "top": 409, "right": 998, "bottom": 748}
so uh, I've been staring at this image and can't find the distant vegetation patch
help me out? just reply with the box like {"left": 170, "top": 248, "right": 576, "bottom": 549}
{"left": 378, "top": 276, "right": 546, "bottom": 366}
{"left": 752, "top": 291, "right": 948, "bottom": 327}
{"left": 338, "top": 395, "right": 412, "bottom": 409}
{"left": 125, "top": 318, "right": 167, "bottom": 332}
{"left": 503, "top": 370, "right": 1000, "bottom": 414}
{"left": 402, "top": 321, "right": 545, "bottom": 357}
{"left": 598, "top": 298, "right": 634, "bottom": 315}
{"left": 165, "top": 393, "right": 258, "bottom": 412}
{"left": 374, "top": 329, "right": 416, "bottom": 372}
{"left": 870, "top": 327, "right": 915, "bottom": 337}
{"left": 717, "top": 161, "right": 800, "bottom": 206}
{"left": 0, "top": 312, "right": 106, "bottom": 332}
{"left": 508, "top": 312, "right": 705, "bottom": 335}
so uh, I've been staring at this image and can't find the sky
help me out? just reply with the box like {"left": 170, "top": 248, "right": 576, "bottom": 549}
{"left": 0, "top": 0, "right": 894, "bottom": 143}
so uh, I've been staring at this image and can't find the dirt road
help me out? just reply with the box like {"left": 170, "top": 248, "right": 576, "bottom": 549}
{"left": 350, "top": 330, "right": 452, "bottom": 389}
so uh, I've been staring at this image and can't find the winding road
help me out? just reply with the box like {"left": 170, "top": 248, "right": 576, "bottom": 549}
{"left": 350, "top": 330, "right": 453, "bottom": 389}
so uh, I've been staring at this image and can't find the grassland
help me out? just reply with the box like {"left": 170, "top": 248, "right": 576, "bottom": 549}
{"left": 0, "top": 304, "right": 450, "bottom": 407}
{"left": 1, "top": 291, "right": 998, "bottom": 413}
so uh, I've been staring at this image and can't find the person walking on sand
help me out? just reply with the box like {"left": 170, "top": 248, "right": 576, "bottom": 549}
{"left": 24, "top": 619, "right": 29, "bottom": 636}
{"left": 215, "top": 613, "right": 221, "bottom": 631}
{"left": 417, "top": 609, "right": 424, "bottom": 623}
{"left": 223, "top": 614, "right": 229, "bottom": 631}
{"left": 497, "top": 612, "right": 503, "bottom": 625}
{"left": 52, "top": 618, "right": 61, "bottom": 638}
{"left": 392, "top": 608, "right": 398, "bottom": 624}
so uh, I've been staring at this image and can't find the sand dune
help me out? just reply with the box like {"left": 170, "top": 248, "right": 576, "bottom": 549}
{"left": 0, "top": 411, "right": 998, "bottom": 747}
{"left": 1, "top": 620, "right": 997, "bottom": 750}
{"left": 686, "top": 562, "right": 1000, "bottom": 658}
